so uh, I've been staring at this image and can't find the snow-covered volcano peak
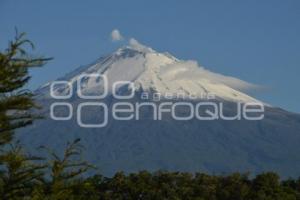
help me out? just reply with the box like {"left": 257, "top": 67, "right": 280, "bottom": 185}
{"left": 39, "top": 40, "right": 262, "bottom": 104}
{"left": 112, "top": 39, "right": 155, "bottom": 59}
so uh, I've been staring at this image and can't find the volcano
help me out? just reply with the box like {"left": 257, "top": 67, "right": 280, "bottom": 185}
{"left": 18, "top": 40, "right": 300, "bottom": 177}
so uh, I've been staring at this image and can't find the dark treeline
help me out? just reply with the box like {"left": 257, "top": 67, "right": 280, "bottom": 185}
{"left": 3, "top": 168, "right": 299, "bottom": 200}
{"left": 47, "top": 171, "right": 300, "bottom": 200}
{"left": 1, "top": 31, "right": 299, "bottom": 200}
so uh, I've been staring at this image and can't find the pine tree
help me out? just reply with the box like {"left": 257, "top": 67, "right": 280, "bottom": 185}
{"left": 0, "top": 30, "right": 50, "bottom": 200}
{"left": 40, "top": 138, "right": 95, "bottom": 199}
{"left": 0, "top": 30, "right": 50, "bottom": 145}
{"left": 0, "top": 142, "right": 46, "bottom": 199}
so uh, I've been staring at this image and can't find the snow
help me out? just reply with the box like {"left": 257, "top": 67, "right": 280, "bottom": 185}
{"left": 40, "top": 39, "right": 263, "bottom": 104}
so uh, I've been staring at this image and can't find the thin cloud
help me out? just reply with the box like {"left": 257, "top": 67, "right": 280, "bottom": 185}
{"left": 128, "top": 38, "right": 154, "bottom": 53}
{"left": 160, "top": 60, "right": 262, "bottom": 92}
{"left": 111, "top": 29, "right": 123, "bottom": 41}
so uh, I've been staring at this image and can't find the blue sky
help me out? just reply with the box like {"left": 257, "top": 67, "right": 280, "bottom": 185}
{"left": 1, "top": 0, "right": 299, "bottom": 112}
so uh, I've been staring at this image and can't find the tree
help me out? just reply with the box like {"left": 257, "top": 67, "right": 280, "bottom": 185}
{"left": 0, "top": 142, "right": 45, "bottom": 200}
{"left": 0, "top": 30, "right": 51, "bottom": 145}
{"left": 250, "top": 172, "right": 296, "bottom": 200}
{"left": 0, "top": 30, "right": 50, "bottom": 200}
{"left": 40, "top": 139, "right": 95, "bottom": 199}
{"left": 216, "top": 173, "right": 250, "bottom": 200}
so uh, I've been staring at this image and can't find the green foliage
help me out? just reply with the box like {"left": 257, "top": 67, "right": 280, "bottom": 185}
{"left": 0, "top": 29, "right": 50, "bottom": 145}
{"left": 84, "top": 171, "right": 300, "bottom": 200}
{"left": 38, "top": 139, "right": 95, "bottom": 200}
{"left": 0, "top": 30, "right": 50, "bottom": 200}
{"left": 0, "top": 142, "right": 45, "bottom": 200}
